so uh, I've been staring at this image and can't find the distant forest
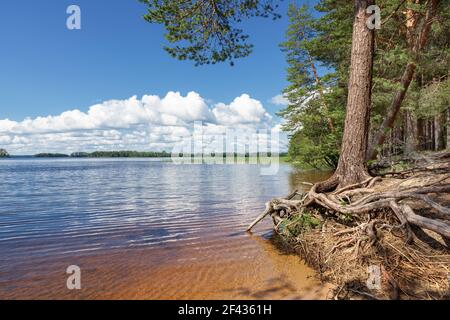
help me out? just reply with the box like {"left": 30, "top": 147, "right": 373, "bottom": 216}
{"left": 32, "top": 151, "right": 287, "bottom": 158}
{"left": 34, "top": 151, "right": 172, "bottom": 158}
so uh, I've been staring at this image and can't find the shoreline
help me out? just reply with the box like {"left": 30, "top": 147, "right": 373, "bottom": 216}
{"left": 258, "top": 151, "right": 450, "bottom": 300}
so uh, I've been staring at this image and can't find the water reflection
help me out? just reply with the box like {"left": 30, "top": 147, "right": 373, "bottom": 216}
{"left": 288, "top": 168, "right": 333, "bottom": 192}
{"left": 0, "top": 159, "right": 332, "bottom": 299}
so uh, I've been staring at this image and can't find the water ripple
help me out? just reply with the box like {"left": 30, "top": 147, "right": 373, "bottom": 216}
{"left": 0, "top": 159, "right": 302, "bottom": 265}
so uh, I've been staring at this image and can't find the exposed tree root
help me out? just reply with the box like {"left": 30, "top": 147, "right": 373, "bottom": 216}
{"left": 248, "top": 176, "right": 450, "bottom": 238}
{"left": 247, "top": 151, "right": 450, "bottom": 299}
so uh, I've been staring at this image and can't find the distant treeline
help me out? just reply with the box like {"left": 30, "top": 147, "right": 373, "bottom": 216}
{"left": 34, "top": 153, "right": 70, "bottom": 158}
{"left": 71, "top": 151, "right": 172, "bottom": 158}
{"left": 0, "top": 149, "right": 9, "bottom": 158}
{"left": 33, "top": 151, "right": 172, "bottom": 158}
{"left": 33, "top": 151, "right": 287, "bottom": 158}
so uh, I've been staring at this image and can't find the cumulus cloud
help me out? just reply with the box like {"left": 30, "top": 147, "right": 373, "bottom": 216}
{"left": 0, "top": 91, "right": 287, "bottom": 154}
{"left": 269, "top": 94, "right": 289, "bottom": 106}
{"left": 0, "top": 92, "right": 211, "bottom": 135}
{"left": 212, "top": 94, "right": 272, "bottom": 125}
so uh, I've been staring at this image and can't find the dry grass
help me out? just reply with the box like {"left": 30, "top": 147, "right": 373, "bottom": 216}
{"left": 248, "top": 151, "right": 450, "bottom": 299}
{"left": 280, "top": 209, "right": 450, "bottom": 299}
{"left": 273, "top": 155, "right": 450, "bottom": 300}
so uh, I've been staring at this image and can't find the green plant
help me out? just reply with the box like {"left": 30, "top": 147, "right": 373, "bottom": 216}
{"left": 279, "top": 212, "right": 321, "bottom": 237}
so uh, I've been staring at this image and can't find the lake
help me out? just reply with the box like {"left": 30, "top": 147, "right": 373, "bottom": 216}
{"left": 0, "top": 158, "right": 331, "bottom": 299}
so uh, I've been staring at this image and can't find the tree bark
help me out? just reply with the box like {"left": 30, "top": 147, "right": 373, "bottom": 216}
{"left": 367, "top": 0, "right": 439, "bottom": 160}
{"left": 425, "top": 120, "right": 430, "bottom": 150}
{"left": 323, "top": 0, "right": 374, "bottom": 189}
{"left": 405, "top": 0, "right": 419, "bottom": 47}
{"left": 405, "top": 109, "right": 417, "bottom": 154}
{"left": 447, "top": 107, "right": 450, "bottom": 149}
{"left": 430, "top": 118, "right": 434, "bottom": 150}
{"left": 417, "top": 118, "right": 424, "bottom": 150}
{"left": 434, "top": 115, "right": 443, "bottom": 150}
{"left": 438, "top": 111, "right": 446, "bottom": 150}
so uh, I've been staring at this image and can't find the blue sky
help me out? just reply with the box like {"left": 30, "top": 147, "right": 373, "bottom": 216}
{"left": 0, "top": 0, "right": 322, "bottom": 154}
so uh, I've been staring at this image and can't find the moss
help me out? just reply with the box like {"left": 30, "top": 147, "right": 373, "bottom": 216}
{"left": 279, "top": 212, "right": 321, "bottom": 237}
{"left": 337, "top": 212, "right": 354, "bottom": 223}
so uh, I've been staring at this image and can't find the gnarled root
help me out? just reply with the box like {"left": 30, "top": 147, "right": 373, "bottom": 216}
{"left": 247, "top": 155, "right": 450, "bottom": 299}
{"left": 248, "top": 171, "right": 450, "bottom": 239}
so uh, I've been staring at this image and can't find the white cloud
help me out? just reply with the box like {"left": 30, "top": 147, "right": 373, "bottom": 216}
{"left": 212, "top": 94, "right": 272, "bottom": 125}
{"left": 0, "top": 91, "right": 287, "bottom": 154}
{"left": 269, "top": 94, "right": 289, "bottom": 106}
{"left": 143, "top": 91, "right": 213, "bottom": 123}
{"left": 0, "top": 92, "right": 211, "bottom": 135}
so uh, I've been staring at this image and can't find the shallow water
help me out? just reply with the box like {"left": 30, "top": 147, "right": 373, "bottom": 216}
{"left": 0, "top": 159, "right": 331, "bottom": 299}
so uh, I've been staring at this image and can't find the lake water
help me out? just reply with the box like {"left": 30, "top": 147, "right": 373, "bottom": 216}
{"left": 0, "top": 158, "right": 331, "bottom": 299}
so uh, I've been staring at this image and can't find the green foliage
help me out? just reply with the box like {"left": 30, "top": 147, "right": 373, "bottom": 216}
{"left": 337, "top": 212, "right": 353, "bottom": 224}
{"left": 71, "top": 151, "right": 172, "bottom": 158}
{"left": 278, "top": 2, "right": 348, "bottom": 169}
{"left": 382, "top": 160, "right": 412, "bottom": 174}
{"left": 371, "top": 0, "right": 450, "bottom": 134}
{"left": 0, "top": 149, "right": 9, "bottom": 158}
{"left": 140, "top": 0, "right": 281, "bottom": 65}
{"left": 417, "top": 79, "right": 450, "bottom": 118}
{"left": 140, "top": 0, "right": 449, "bottom": 160}
{"left": 279, "top": 212, "right": 321, "bottom": 237}
{"left": 280, "top": 0, "right": 450, "bottom": 167}
{"left": 34, "top": 153, "right": 69, "bottom": 158}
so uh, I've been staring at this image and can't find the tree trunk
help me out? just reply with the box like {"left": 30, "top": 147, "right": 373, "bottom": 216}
{"left": 417, "top": 118, "right": 424, "bottom": 150}
{"left": 430, "top": 117, "right": 436, "bottom": 150}
{"left": 321, "top": 0, "right": 374, "bottom": 190}
{"left": 434, "top": 115, "right": 442, "bottom": 150}
{"left": 447, "top": 107, "right": 450, "bottom": 149}
{"left": 405, "top": 0, "right": 419, "bottom": 47}
{"left": 438, "top": 111, "right": 446, "bottom": 150}
{"left": 424, "top": 120, "right": 429, "bottom": 150}
{"left": 428, "top": 119, "right": 434, "bottom": 150}
{"left": 405, "top": 109, "right": 417, "bottom": 154}
{"left": 367, "top": 0, "right": 439, "bottom": 160}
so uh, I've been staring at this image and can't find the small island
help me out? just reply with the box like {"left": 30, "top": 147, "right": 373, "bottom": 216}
{"left": 34, "top": 153, "right": 70, "bottom": 158}
{"left": 0, "top": 149, "right": 9, "bottom": 158}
